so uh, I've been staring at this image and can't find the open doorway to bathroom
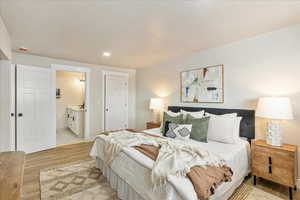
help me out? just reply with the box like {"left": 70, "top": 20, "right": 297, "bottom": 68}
{"left": 56, "top": 70, "right": 86, "bottom": 146}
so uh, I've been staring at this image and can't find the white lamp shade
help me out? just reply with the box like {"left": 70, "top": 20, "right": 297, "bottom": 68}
{"left": 256, "top": 97, "right": 293, "bottom": 120}
{"left": 149, "top": 98, "right": 163, "bottom": 110}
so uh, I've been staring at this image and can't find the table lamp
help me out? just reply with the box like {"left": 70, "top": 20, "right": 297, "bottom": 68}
{"left": 256, "top": 97, "right": 293, "bottom": 146}
{"left": 149, "top": 98, "right": 163, "bottom": 123}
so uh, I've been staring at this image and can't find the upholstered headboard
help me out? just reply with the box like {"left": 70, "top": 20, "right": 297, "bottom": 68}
{"left": 168, "top": 106, "right": 255, "bottom": 142}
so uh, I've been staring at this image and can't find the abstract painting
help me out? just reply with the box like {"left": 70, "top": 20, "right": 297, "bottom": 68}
{"left": 181, "top": 65, "right": 224, "bottom": 103}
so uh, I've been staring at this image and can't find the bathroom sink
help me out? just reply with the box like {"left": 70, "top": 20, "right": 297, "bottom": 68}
{"left": 68, "top": 105, "right": 84, "bottom": 111}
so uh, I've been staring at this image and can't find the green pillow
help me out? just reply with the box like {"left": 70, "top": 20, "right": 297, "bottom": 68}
{"left": 161, "top": 112, "right": 183, "bottom": 134}
{"left": 185, "top": 114, "right": 210, "bottom": 143}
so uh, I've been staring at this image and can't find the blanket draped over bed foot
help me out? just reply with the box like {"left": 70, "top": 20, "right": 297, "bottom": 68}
{"left": 96, "top": 131, "right": 233, "bottom": 200}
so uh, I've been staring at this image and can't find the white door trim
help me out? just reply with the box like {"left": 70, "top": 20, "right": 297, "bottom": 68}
{"left": 51, "top": 64, "right": 91, "bottom": 140}
{"left": 102, "top": 70, "right": 129, "bottom": 131}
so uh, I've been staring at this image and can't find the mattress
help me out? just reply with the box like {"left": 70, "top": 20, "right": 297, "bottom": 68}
{"left": 90, "top": 128, "right": 250, "bottom": 200}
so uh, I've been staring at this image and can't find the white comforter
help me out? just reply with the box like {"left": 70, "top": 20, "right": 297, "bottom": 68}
{"left": 90, "top": 129, "right": 250, "bottom": 200}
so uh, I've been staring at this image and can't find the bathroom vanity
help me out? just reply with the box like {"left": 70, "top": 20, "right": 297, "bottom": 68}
{"left": 66, "top": 105, "right": 84, "bottom": 137}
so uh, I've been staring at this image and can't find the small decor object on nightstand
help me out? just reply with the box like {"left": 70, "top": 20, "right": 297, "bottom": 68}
{"left": 251, "top": 140, "right": 298, "bottom": 200}
{"left": 256, "top": 97, "right": 293, "bottom": 146}
{"left": 149, "top": 98, "right": 163, "bottom": 123}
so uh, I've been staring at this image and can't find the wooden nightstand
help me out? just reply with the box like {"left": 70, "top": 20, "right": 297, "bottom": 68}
{"left": 251, "top": 139, "right": 298, "bottom": 200}
{"left": 146, "top": 122, "right": 161, "bottom": 129}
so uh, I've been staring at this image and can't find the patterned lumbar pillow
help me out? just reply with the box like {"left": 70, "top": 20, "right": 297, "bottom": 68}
{"left": 166, "top": 123, "right": 192, "bottom": 140}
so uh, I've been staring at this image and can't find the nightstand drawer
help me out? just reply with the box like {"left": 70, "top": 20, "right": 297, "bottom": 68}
{"left": 253, "top": 146, "right": 294, "bottom": 165}
{"left": 253, "top": 158, "right": 294, "bottom": 186}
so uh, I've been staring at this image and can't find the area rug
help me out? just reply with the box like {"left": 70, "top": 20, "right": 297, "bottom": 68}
{"left": 40, "top": 160, "right": 286, "bottom": 200}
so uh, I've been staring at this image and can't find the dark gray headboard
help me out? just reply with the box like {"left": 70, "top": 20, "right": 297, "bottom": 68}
{"left": 168, "top": 106, "right": 255, "bottom": 142}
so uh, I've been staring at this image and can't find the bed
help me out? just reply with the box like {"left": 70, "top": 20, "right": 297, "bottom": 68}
{"left": 90, "top": 106, "right": 255, "bottom": 200}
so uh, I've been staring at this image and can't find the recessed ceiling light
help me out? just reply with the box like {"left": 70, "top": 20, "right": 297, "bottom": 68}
{"left": 103, "top": 52, "right": 111, "bottom": 57}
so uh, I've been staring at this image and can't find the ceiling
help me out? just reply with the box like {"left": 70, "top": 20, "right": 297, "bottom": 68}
{"left": 1, "top": 0, "right": 300, "bottom": 68}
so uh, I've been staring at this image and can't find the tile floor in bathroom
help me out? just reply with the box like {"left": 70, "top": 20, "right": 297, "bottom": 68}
{"left": 56, "top": 128, "right": 84, "bottom": 146}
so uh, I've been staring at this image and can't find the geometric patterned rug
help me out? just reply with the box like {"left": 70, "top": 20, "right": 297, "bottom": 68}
{"left": 40, "top": 160, "right": 117, "bottom": 200}
{"left": 40, "top": 160, "right": 286, "bottom": 200}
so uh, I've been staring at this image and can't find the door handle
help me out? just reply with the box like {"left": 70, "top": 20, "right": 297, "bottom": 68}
{"left": 18, "top": 113, "right": 23, "bottom": 117}
{"left": 11, "top": 113, "right": 15, "bottom": 117}
{"left": 105, "top": 109, "right": 108, "bottom": 112}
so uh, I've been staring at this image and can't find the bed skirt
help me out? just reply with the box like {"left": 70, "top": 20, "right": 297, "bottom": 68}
{"left": 95, "top": 158, "right": 247, "bottom": 200}
{"left": 96, "top": 158, "right": 145, "bottom": 200}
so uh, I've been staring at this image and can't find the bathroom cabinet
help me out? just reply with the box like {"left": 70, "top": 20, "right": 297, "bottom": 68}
{"left": 66, "top": 107, "right": 84, "bottom": 137}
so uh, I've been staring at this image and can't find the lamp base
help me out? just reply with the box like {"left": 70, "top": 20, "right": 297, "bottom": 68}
{"left": 266, "top": 120, "right": 282, "bottom": 146}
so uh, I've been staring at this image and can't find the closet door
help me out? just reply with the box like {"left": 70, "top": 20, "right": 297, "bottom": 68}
{"left": 17, "top": 65, "right": 55, "bottom": 153}
{"left": 105, "top": 74, "right": 128, "bottom": 131}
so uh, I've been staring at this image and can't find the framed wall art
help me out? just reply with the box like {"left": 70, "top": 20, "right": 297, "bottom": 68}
{"left": 181, "top": 65, "right": 224, "bottom": 103}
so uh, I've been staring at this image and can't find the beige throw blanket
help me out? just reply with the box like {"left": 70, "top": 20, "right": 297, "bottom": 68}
{"left": 97, "top": 130, "right": 233, "bottom": 200}
{"left": 135, "top": 145, "right": 233, "bottom": 200}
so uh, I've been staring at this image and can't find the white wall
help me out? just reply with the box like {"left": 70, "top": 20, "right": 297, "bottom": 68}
{"left": 136, "top": 24, "right": 300, "bottom": 175}
{"left": 0, "top": 16, "right": 12, "bottom": 152}
{"left": 56, "top": 71, "right": 85, "bottom": 129}
{"left": 12, "top": 52, "right": 136, "bottom": 138}
{"left": 0, "top": 60, "right": 13, "bottom": 151}
{"left": 0, "top": 15, "right": 11, "bottom": 60}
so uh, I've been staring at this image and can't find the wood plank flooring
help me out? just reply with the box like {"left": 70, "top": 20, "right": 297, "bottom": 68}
{"left": 22, "top": 141, "right": 300, "bottom": 200}
{"left": 22, "top": 142, "right": 93, "bottom": 200}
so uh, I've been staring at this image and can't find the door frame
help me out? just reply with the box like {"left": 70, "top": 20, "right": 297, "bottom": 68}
{"left": 102, "top": 70, "right": 129, "bottom": 131}
{"left": 51, "top": 64, "right": 91, "bottom": 140}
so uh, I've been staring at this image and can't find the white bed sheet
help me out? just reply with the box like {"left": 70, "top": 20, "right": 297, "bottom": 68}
{"left": 91, "top": 128, "right": 250, "bottom": 200}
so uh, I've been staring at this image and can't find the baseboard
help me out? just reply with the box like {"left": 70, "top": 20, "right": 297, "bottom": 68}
{"left": 297, "top": 179, "right": 300, "bottom": 189}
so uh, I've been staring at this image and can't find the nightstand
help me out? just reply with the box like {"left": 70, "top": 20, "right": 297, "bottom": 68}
{"left": 251, "top": 139, "right": 298, "bottom": 200}
{"left": 146, "top": 122, "right": 161, "bottom": 129}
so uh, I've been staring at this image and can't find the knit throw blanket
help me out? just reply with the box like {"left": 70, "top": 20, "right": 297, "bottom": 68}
{"left": 96, "top": 131, "right": 231, "bottom": 192}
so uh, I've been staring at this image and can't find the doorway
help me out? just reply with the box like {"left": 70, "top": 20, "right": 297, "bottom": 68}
{"left": 56, "top": 70, "right": 86, "bottom": 146}
{"left": 52, "top": 64, "right": 91, "bottom": 146}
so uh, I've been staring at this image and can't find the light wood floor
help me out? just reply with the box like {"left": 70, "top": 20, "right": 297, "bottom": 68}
{"left": 22, "top": 142, "right": 93, "bottom": 200}
{"left": 22, "top": 141, "right": 300, "bottom": 200}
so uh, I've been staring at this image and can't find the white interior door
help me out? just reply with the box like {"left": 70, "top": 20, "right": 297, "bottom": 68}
{"left": 10, "top": 64, "right": 15, "bottom": 151}
{"left": 17, "top": 65, "right": 55, "bottom": 153}
{"left": 105, "top": 74, "right": 128, "bottom": 131}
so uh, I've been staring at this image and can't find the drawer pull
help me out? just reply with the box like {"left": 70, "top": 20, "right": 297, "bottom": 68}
{"left": 269, "top": 166, "right": 272, "bottom": 174}
{"left": 268, "top": 157, "right": 272, "bottom": 165}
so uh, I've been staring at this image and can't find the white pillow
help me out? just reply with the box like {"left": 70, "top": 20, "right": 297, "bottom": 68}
{"left": 181, "top": 109, "right": 205, "bottom": 120}
{"left": 206, "top": 113, "right": 238, "bottom": 144}
{"left": 166, "top": 110, "right": 181, "bottom": 117}
{"left": 206, "top": 112, "right": 242, "bottom": 142}
{"left": 166, "top": 123, "right": 192, "bottom": 140}
{"left": 205, "top": 112, "right": 237, "bottom": 117}
{"left": 234, "top": 117, "right": 242, "bottom": 142}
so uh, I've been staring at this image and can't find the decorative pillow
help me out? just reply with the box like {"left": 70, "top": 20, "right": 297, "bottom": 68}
{"left": 161, "top": 112, "right": 183, "bottom": 135}
{"left": 185, "top": 114, "right": 210, "bottom": 143}
{"left": 165, "top": 123, "right": 192, "bottom": 140}
{"left": 206, "top": 113, "right": 237, "bottom": 144}
{"left": 206, "top": 112, "right": 242, "bottom": 143}
{"left": 159, "top": 111, "right": 182, "bottom": 130}
{"left": 234, "top": 117, "right": 242, "bottom": 142}
{"left": 181, "top": 109, "right": 205, "bottom": 121}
